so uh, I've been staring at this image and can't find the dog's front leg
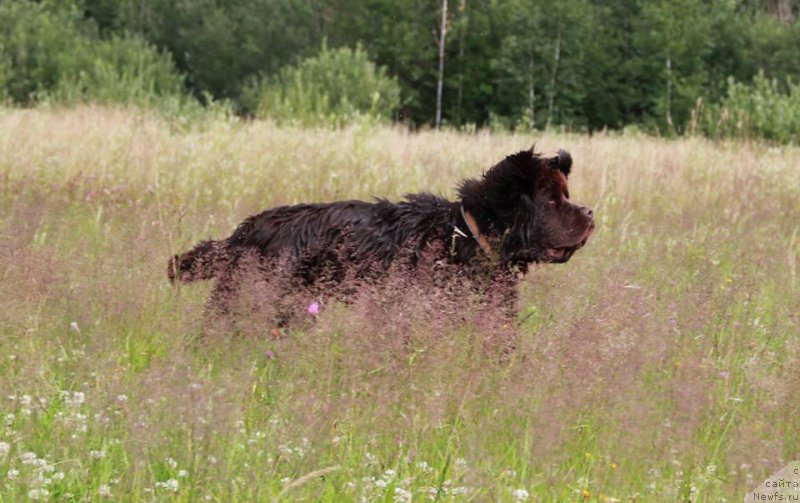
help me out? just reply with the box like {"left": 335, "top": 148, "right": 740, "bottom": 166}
{"left": 479, "top": 265, "right": 520, "bottom": 354}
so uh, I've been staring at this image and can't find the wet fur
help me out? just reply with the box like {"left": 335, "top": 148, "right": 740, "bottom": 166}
{"left": 168, "top": 148, "right": 594, "bottom": 335}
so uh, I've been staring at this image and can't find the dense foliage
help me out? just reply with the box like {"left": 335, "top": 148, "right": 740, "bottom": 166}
{"left": 697, "top": 72, "right": 800, "bottom": 143}
{"left": 1, "top": 0, "right": 799, "bottom": 139}
{"left": 0, "top": 2, "right": 186, "bottom": 108}
{"left": 242, "top": 43, "right": 401, "bottom": 126}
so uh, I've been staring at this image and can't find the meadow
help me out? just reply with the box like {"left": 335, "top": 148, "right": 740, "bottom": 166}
{"left": 0, "top": 106, "right": 798, "bottom": 502}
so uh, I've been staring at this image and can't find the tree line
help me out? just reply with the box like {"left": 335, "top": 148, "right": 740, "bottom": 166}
{"left": 2, "top": 0, "right": 799, "bottom": 140}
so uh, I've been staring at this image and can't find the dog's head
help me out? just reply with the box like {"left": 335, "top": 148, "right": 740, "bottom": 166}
{"left": 458, "top": 148, "right": 594, "bottom": 265}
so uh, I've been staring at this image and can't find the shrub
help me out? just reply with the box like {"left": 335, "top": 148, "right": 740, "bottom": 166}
{"left": 696, "top": 72, "right": 800, "bottom": 144}
{"left": 244, "top": 42, "right": 401, "bottom": 127}
{"left": 0, "top": 1, "right": 186, "bottom": 108}
{"left": 49, "top": 34, "right": 187, "bottom": 108}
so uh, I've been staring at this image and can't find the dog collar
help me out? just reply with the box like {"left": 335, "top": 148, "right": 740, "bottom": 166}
{"left": 460, "top": 205, "right": 494, "bottom": 257}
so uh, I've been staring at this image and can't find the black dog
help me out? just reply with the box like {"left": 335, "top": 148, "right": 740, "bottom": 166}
{"left": 168, "top": 148, "right": 594, "bottom": 335}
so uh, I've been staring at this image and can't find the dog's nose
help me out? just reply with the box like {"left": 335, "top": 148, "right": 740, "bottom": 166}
{"left": 581, "top": 207, "right": 594, "bottom": 219}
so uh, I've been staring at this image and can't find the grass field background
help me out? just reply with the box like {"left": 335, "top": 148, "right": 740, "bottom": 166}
{"left": 1, "top": 106, "right": 799, "bottom": 501}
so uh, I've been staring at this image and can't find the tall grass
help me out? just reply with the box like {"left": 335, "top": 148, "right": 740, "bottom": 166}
{"left": 0, "top": 106, "right": 798, "bottom": 501}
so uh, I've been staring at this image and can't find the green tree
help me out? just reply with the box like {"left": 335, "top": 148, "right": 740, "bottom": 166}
{"left": 0, "top": 1, "right": 184, "bottom": 106}
{"left": 633, "top": 0, "right": 713, "bottom": 132}
{"left": 244, "top": 42, "right": 401, "bottom": 126}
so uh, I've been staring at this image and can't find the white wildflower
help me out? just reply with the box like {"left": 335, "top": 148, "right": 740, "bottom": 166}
{"left": 394, "top": 486, "right": 412, "bottom": 502}
{"left": 20, "top": 395, "right": 32, "bottom": 406}
{"left": 7, "top": 469, "right": 19, "bottom": 480}
{"left": 53, "top": 472, "right": 65, "bottom": 481}
{"left": 116, "top": 395, "right": 128, "bottom": 403}
{"left": 178, "top": 469, "right": 188, "bottom": 478}
{"left": 512, "top": 488, "right": 530, "bottom": 501}
{"left": 0, "top": 441, "right": 10, "bottom": 457}
{"left": 99, "top": 485, "right": 112, "bottom": 498}
{"left": 384, "top": 469, "right": 396, "bottom": 478}
{"left": 416, "top": 461, "right": 433, "bottom": 473}
{"left": 167, "top": 457, "right": 178, "bottom": 468}
{"left": 156, "top": 479, "right": 179, "bottom": 492}
{"left": 27, "top": 488, "right": 50, "bottom": 500}
{"left": 20, "top": 451, "right": 38, "bottom": 464}
{"left": 62, "top": 391, "right": 85, "bottom": 408}
{"left": 455, "top": 457, "right": 467, "bottom": 469}
{"left": 90, "top": 450, "right": 106, "bottom": 459}
{"left": 5, "top": 413, "right": 14, "bottom": 426}
{"left": 424, "top": 486, "right": 439, "bottom": 499}
{"left": 374, "top": 479, "right": 388, "bottom": 488}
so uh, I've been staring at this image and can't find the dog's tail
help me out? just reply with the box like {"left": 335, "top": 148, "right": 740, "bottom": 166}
{"left": 168, "top": 240, "right": 224, "bottom": 283}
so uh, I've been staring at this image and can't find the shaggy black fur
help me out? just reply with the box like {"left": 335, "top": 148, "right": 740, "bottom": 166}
{"left": 168, "top": 148, "right": 594, "bottom": 333}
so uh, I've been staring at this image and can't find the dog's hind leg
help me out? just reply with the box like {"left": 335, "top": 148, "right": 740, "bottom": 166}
{"left": 168, "top": 240, "right": 225, "bottom": 283}
{"left": 200, "top": 248, "right": 248, "bottom": 336}
{"left": 201, "top": 273, "right": 241, "bottom": 336}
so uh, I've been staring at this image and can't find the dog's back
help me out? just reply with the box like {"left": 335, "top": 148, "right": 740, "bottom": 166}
{"left": 169, "top": 194, "right": 457, "bottom": 284}
{"left": 229, "top": 200, "right": 375, "bottom": 255}
{"left": 169, "top": 201, "right": 373, "bottom": 282}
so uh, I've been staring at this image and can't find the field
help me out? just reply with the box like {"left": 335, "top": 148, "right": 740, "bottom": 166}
{"left": 1, "top": 106, "right": 799, "bottom": 502}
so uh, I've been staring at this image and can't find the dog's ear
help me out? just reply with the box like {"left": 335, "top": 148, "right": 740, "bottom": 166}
{"left": 556, "top": 148, "right": 572, "bottom": 177}
{"left": 460, "top": 150, "right": 537, "bottom": 212}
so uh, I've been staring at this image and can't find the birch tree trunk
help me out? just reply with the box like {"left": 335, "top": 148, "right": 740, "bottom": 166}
{"left": 528, "top": 51, "right": 536, "bottom": 129}
{"left": 665, "top": 52, "right": 673, "bottom": 128}
{"left": 546, "top": 30, "right": 561, "bottom": 128}
{"left": 435, "top": 0, "right": 448, "bottom": 129}
{"left": 456, "top": 0, "right": 466, "bottom": 122}
{"left": 765, "top": 0, "right": 794, "bottom": 23}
